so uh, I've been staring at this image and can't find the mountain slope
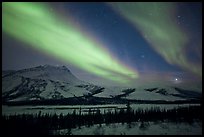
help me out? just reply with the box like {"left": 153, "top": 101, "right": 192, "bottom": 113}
{"left": 2, "top": 65, "right": 201, "bottom": 105}
{"left": 2, "top": 70, "right": 16, "bottom": 77}
{"left": 2, "top": 65, "right": 102, "bottom": 102}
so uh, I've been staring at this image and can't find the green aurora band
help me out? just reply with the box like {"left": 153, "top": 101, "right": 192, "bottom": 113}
{"left": 110, "top": 2, "right": 202, "bottom": 78}
{"left": 2, "top": 2, "right": 139, "bottom": 84}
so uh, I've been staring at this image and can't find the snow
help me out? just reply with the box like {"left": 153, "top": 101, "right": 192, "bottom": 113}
{"left": 68, "top": 86, "right": 91, "bottom": 97}
{"left": 122, "top": 88, "right": 185, "bottom": 101}
{"left": 93, "top": 87, "right": 127, "bottom": 98}
{"left": 16, "top": 65, "right": 81, "bottom": 84}
{"left": 2, "top": 65, "right": 202, "bottom": 102}
{"left": 2, "top": 103, "right": 201, "bottom": 135}
{"left": 2, "top": 65, "right": 92, "bottom": 100}
{"left": 93, "top": 86, "right": 187, "bottom": 101}
{"left": 9, "top": 96, "right": 28, "bottom": 102}
{"left": 2, "top": 70, "right": 16, "bottom": 77}
{"left": 9, "top": 90, "right": 20, "bottom": 96}
{"left": 39, "top": 81, "right": 56, "bottom": 99}
{"left": 53, "top": 120, "right": 202, "bottom": 135}
{"left": 2, "top": 76, "right": 22, "bottom": 93}
{"left": 38, "top": 80, "right": 91, "bottom": 99}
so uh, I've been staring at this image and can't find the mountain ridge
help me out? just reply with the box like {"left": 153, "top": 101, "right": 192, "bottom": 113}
{"left": 2, "top": 65, "right": 201, "bottom": 105}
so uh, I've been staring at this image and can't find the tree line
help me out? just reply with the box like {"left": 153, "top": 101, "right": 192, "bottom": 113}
{"left": 2, "top": 105, "right": 202, "bottom": 135}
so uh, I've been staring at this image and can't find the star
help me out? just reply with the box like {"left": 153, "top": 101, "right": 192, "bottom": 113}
{"left": 2, "top": 2, "right": 202, "bottom": 85}
{"left": 141, "top": 55, "right": 145, "bottom": 58}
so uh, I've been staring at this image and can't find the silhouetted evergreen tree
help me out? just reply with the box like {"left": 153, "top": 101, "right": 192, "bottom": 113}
{"left": 2, "top": 105, "right": 201, "bottom": 135}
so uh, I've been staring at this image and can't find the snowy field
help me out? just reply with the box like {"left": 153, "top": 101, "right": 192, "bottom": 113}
{"left": 2, "top": 103, "right": 201, "bottom": 115}
{"left": 53, "top": 120, "right": 202, "bottom": 135}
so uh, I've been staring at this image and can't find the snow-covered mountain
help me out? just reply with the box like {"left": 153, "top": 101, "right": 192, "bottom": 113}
{"left": 2, "top": 70, "right": 16, "bottom": 77}
{"left": 2, "top": 65, "right": 103, "bottom": 102}
{"left": 93, "top": 85, "right": 201, "bottom": 101}
{"left": 2, "top": 65, "right": 201, "bottom": 104}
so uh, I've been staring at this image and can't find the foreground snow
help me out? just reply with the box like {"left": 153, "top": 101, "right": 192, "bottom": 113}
{"left": 53, "top": 120, "right": 202, "bottom": 135}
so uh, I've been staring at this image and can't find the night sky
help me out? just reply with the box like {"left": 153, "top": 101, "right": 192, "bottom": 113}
{"left": 2, "top": 2, "right": 202, "bottom": 86}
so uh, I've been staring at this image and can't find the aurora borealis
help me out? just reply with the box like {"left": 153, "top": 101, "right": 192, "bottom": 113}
{"left": 110, "top": 2, "right": 202, "bottom": 78}
{"left": 2, "top": 2, "right": 138, "bottom": 84}
{"left": 2, "top": 2, "right": 202, "bottom": 86}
